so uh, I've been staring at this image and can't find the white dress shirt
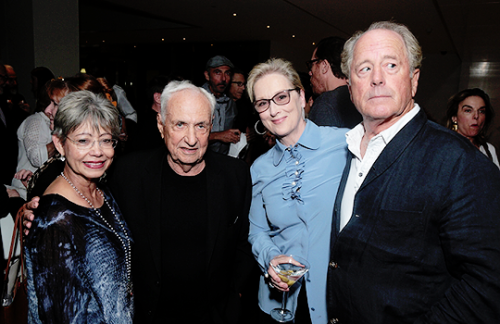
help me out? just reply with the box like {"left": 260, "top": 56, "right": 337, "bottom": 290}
{"left": 339, "top": 104, "right": 421, "bottom": 231}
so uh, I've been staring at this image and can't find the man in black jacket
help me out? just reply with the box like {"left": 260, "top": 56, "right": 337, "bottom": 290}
{"left": 23, "top": 80, "right": 254, "bottom": 324}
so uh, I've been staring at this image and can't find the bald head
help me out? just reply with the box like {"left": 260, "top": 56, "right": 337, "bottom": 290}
{"left": 5, "top": 65, "right": 17, "bottom": 93}
{"left": 0, "top": 64, "right": 7, "bottom": 95}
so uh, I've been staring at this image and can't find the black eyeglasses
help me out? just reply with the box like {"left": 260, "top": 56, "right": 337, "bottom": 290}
{"left": 231, "top": 81, "right": 245, "bottom": 87}
{"left": 306, "top": 58, "right": 321, "bottom": 71}
{"left": 254, "top": 88, "right": 300, "bottom": 114}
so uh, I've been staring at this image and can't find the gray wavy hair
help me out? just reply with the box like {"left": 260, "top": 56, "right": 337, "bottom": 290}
{"left": 341, "top": 21, "right": 423, "bottom": 79}
{"left": 53, "top": 90, "right": 121, "bottom": 140}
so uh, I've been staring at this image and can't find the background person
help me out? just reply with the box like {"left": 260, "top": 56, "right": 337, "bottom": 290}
{"left": 25, "top": 90, "right": 133, "bottom": 323}
{"left": 202, "top": 55, "right": 240, "bottom": 154}
{"left": 306, "top": 36, "right": 362, "bottom": 128}
{"left": 247, "top": 58, "right": 348, "bottom": 324}
{"left": 11, "top": 79, "right": 69, "bottom": 198}
{"left": 446, "top": 88, "right": 499, "bottom": 167}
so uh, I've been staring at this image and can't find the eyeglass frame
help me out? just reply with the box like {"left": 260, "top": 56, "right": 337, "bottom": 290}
{"left": 253, "top": 88, "right": 301, "bottom": 114}
{"left": 306, "top": 58, "right": 322, "bottom": 71}
{"left": 66, "top": 136, "right": 118, "bottom": 150}
{"left": 231, "top": 81, "right": 246, "bottom": 87}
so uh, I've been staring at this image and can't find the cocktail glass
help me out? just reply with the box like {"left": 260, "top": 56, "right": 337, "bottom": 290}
{"left": 269, "top": 255, "right": 310, "bottom": 323}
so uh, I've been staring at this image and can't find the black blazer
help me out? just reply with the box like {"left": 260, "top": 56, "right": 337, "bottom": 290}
{"left": 109, "top": 147, "right": 253, "bottom": 324}
{"left": 327, "top": 109, "right": 500, "bottom": 323}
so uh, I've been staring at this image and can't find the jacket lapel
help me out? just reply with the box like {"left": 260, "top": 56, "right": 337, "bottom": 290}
{"left": 333, "top": 152, "right": 353, "bottom": 236}
{"left": 144, "top": 148, "right": 168, "bottom": 277}
{"left": 204, "top": 151, "right": 224, "bottom": 269}
{"left": 359, "top": 109, "right": 427, "bottom": 191}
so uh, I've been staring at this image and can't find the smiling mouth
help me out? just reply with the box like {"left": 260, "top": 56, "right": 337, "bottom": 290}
{"left": 84, "top": 161, "right": 106, "bottom": 169}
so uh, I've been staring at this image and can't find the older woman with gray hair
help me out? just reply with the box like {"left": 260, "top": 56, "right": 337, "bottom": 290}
{"left": 247, "top": 58, "right": 348, "bottom": 324}
{"left": 25, "top": 90, "right": 133, "bottom": 323}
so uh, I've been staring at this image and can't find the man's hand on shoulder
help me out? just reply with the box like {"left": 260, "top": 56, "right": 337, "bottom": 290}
{"left": 22, "top": 196, "right": 39, "bottom": 236}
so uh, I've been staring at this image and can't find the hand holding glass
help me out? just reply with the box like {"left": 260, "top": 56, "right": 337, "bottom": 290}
{"left": 268, "top": 255, "right": 310, "bottom": 322}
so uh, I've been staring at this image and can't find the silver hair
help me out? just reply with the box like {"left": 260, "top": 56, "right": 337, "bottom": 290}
{"left": 52, "top": 90, "right": 121, "bottom": 140}
{"left": 159, "top": 80, "right": 216, "bottom": 122}
{"left": 341, "top": 21, "right": 423, "bottom": 79}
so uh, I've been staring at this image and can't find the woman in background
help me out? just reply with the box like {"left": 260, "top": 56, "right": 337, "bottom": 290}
{"left": 12, "top": 79, "right": 69, "bottom": 198}
{"left": 446, "top": 88, "right": 499, "bottom": 168}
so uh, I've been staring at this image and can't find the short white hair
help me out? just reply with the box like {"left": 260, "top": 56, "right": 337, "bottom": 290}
{"left": 159, "top": 80, "right": 216, "bottom": 122}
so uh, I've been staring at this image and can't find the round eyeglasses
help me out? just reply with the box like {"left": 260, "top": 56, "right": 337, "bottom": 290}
{"left": 253, "top": 88, "right": 300, "bottom": 114}
{"left": 66, "top": 137, "right": 118, "bottom": 150}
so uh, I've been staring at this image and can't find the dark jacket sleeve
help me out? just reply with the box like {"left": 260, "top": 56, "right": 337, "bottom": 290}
{"left": 415, "top": 151, "right": 500, "bottom": 323}
{"left": 26, "top": 202, "right": 85, "bottom": 324}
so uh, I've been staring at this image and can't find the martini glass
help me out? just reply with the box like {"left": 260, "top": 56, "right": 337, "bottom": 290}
{"left": 269, "top": 255, "right": 310, "bottom": 323}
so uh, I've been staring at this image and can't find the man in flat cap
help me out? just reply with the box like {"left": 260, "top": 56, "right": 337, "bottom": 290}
{"left": 203, "top": 55, "right": 240, "bottom": 154}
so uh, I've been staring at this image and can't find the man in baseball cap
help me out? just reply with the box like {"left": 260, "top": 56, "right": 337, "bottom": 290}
{"left": 202, "top": 55, "right": 240, "bottom": 154}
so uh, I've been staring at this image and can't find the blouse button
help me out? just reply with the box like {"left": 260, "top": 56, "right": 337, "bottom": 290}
{"left": 292, "top": 181, "right": 296, "bottom": 186}
{"left": 358, "top": 172, "right": 363, "bottom": 177}
{"left": 295, "top": 161, "right": 299, "bottom": 165}
{"left": 295, "top": 171, "right": 299, "bottom": 175}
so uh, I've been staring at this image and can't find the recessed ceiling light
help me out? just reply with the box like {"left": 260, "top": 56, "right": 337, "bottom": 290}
{"left": 267, "top": 25, "right": 270, "bottom": 29}
{"left": 292, "top": 35, "right": 295, "bottom": 38}
{"left": 233, "top": 13, "right": 237, "bottom": 16}
{"left": 183, "top": 38, "right": 186, "bottom": 41}
{"left": 102, "top": 40, "right": 105, "bottom": 43}
{"left": 312, "top": 42, "right": 315, "bottom": 45}
{"left": 162, "top": 38, "right": 164, "bottom": 41}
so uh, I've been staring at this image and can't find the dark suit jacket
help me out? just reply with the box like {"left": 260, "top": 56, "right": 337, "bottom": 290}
{"left": 109, "top": 147, "right": 253, "bottom": 324}
{"left": 308, "top": 85, "right": 362, "bottom": 128}
{"left": 327, "top": 109, "right": 500, "bottom": 323}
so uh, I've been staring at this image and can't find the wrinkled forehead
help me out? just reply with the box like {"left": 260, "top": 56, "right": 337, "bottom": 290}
{"left": 168, "top": 90, "right": 212, "bottom": 119}
{"left": 353, "top": 29, "right": 408, "bottom": 62}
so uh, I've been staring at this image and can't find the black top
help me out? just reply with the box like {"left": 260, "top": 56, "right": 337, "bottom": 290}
{"left": 308, "top": 85, "right": 362, "bottom": 128}
{"left": 159, "top": 161, "right": 209, "bottom": 323}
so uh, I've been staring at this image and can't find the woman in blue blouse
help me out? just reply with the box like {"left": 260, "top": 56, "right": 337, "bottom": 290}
{"left": 25, "top": 90, "right": 133, "bottom": 323}
{"left": 247, "top": 58, "right": 348, "bottom": 324}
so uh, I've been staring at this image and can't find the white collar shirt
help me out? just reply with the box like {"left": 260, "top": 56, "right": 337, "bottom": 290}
{"left": 339, "top": 104, "right": 421, "bottom": 231}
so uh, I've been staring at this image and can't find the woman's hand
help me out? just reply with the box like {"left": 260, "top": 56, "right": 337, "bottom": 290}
{"left": 267, "top": 255, "right": 304, "bottom": 292}
{"left": 14, "top": 169, "right": 33, "bottom": 188}
{"left": 6, "top": 188, "right": 20, "bottom": 198}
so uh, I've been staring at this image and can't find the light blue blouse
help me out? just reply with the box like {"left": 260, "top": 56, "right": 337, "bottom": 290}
{"left": 249, "top": 120, "right": 348, "bottom": 324}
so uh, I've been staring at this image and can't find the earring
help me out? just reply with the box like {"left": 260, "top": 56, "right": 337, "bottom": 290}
{"left": 60, "top": 155, "right": 66, "bottom": 162}
{"left": 452, "top": 121, "right": 458, "bottom": 131}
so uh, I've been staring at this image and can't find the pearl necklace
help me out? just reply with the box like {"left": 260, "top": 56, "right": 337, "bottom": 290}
{"left": 60, "top": 172, "right": 132, "bottom": 296}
